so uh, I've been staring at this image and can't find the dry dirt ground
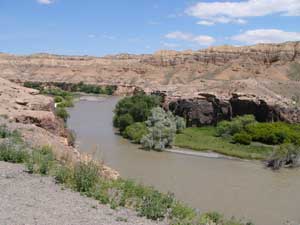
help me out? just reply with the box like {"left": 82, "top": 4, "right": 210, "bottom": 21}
{"left": 0, "top": 162, "right": 165, "bottom": 225}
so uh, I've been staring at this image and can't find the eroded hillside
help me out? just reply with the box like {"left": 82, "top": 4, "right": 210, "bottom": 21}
{"left": 0, "top": 41, "right": 299, "bottom": 87}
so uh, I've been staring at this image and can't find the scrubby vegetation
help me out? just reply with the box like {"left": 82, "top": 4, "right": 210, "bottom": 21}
{"left": 113, "top": 95, "right": 186, "bottom": 151}
{"left": 141, "top": 107, "right": 186, "bottom": 151}
{"left": 246, "top": 122, "right": 300, "bottom": 145}
{"left": 266, "top": 144, "right": 300, "bottom": 170}
{"left": 0, "top": 125, "right": 252, "bottom": 225}
{"left": 24, "top": 81, "right": 116, "bottom": 95}
{"left": 30, "top": 85, "right": 74, "bottom": 121}
{"left": 215, "top": 115, "right": 256, "bottom": 137}
{"left": 70, "top": 81, "right": 116, "bottom": 95}
{"left": 123, "top": 122, "right": 148, "bottom": 143}
{"left": 55, "top": 107, "right": 70, "bottom": 122}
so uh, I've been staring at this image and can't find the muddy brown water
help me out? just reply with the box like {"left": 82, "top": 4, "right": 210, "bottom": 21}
{"left": 67, "top": 96, "right": 300, "bottom": 225}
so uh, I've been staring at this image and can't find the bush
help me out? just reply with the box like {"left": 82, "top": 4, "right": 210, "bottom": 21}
{"left": 0, "top": 139, "right": 29, "bottom": 163}
{"left": 117, "top": 114, "right": 134, "bottom": 133}
{"left": 200, "top": 212, "right": 223, "bottom": 224}
{"left": 138, "top": 190, "right": 174, "bottom": 220}
{"left": 55, "top": 107, "right": 70, "bottom": 122}
{"left": 141, "top": 107, "right": 185, "bottom": 151}
{"left": 267, "top": 144, "right": 300, "bottom": 170}
{"left": 123, "top": 122, "right": 148, "bottom": 143}
{"left": 54, "top": 96, "right": 63, "bottom": 103}
{"left": 28, "top": 146, "right": 55, "bottom": 175}
{"left": 24, "top": 81, "right": 43, "bottom": 90}
{"left": 216, "top": 115, "right": 256, "bottom": 137}
{"left": 0, "top": 125, "right": 11, "bottom": 138}
{"left": 175, "top": 116, "right": 186, "bottom": 133}
{"left": 233, "top": 132, "right": 252, "bottom": 145}
{"left": 55, "top": 165, "right": 73, "bottom": 184}
{"left": 73, "top": 162, "right": 99, "bottom": 193}
{"left": 113, "top": 94, "right": 161, "bottom": 129}
{"left": 246, "top": 122, "right": 291, "bottom": 145}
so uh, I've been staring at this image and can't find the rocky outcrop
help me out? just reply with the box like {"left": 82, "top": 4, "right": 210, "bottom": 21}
{"left": 166, "top": 94, "right": 300, "bottom": 126}
{"left": 153, "top": 79, "right": 300, "bottom": 125}
{"left": 0, "top": 78, "right": 119, "bottom": 179}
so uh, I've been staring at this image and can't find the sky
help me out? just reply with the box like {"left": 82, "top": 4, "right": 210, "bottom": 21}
{"left": 0, "top": 0, "right": 300, "bottom": 56}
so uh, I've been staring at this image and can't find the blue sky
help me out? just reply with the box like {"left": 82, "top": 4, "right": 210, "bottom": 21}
{"left": 0, "top": 0, "right": 300, "bottom": 56}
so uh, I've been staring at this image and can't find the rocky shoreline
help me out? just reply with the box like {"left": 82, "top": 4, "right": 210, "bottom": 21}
{"left": 0, "top": 77, "right": 119, "bottom": 179}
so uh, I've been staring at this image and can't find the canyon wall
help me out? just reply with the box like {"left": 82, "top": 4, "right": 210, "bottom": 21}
{"left": 0, "top": 41, "right": 300, "bottom": 124}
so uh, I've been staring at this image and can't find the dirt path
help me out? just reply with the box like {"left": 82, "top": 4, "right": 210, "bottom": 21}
{"left": 0, "top": 162, "right": 165, "bottom": 225}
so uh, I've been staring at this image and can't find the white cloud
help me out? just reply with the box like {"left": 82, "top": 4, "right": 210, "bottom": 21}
{"left": 197, "top": 20, "right": 215, "bottom": 26}
{"left": 186, "top": 0, "right": 300, "bottom": 25}
{"left": 101, "top": 33, "right": 116, "bottom": 40}
{"left": 197, "top": 17, "right": 246, "bottom": 26}
{"left": 231, "top": 29, "right": 300, "bottom": 44}
{"left": 161, "top": 42, "right": 179, "bottom": 48}
{"left": 88, "top": 34, "right": 96, "bottom": 39}
{"left": 37, "top": 0, "right": 54, "bottom": 4}
{"left": 165, "top": 31, "right": 215, "bottom": 46}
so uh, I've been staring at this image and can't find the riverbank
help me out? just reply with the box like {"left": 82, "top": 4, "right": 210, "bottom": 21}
{"left": 174, "top": 127, "right": 273, "bottom": 160}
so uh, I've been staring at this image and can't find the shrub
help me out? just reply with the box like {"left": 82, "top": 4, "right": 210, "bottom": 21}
{"left": 54, "top": 96, "right": 63, "bottom": 103}
{"left": 138, "top": 190, "right": 174, "bottom": 220}
{"left": 175, "top": 116, "right": 186, "bottom": 133}
{"left": 117, "top": 114, "right": 134, "bottom": 133}
{"left": 55, "top": 165, "right": 73, "bottom": 184}
{"left": 216, "top": 115, "right": 256, "bottom": 137}
{"left": 246, "top": 122, "right": 291, "bottom": 145}
{"left": 0, "top": 125, "right": 10, "bottom": 138}
{"left": 113, "top": 94, "right": 161, "bottom": 129}
{"left": 0, "top": 139, "right": 29, "bottom": 163}
{"left": 200, "top": 212, "right": 223, "bottom": 224}
{"left": 28, "top": 146, "right": 55, "bottom": 175}
{"left": 24, "top": 81, "right": 43, "bottom": 90}
{"left": 233, "top": 132, "right": 252, "bottom": 145}
{"left": 170, "top": 202, "right": 196, "bottom": 222}
{"left": 267, "top": 144, "right": 300, "bottom": 170}
{"left": 73, "top": 162, "right": 99, "bottom": 193}
{"left": 123, "top": 122, "right": 148, "bottom": 143}
{"left": 141, "top": 107, "right": 179, "bottom": 151}
{"left": 55, "top": 107, "right": 70, "bottom": 122}
{"left": 141, "top": 107, "right": 186, "bottom": 151}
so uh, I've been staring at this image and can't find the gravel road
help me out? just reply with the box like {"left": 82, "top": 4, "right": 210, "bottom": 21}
{"left": 0, "top": 162, "right": 166, "bottom": 225}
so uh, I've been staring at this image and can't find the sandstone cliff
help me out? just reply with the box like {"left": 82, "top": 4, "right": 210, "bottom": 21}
{"left": 0, "top": 41, "right": 299, "bottom": 86}
{"left": 0, "top": 41, "right": 299, "bottom": 124}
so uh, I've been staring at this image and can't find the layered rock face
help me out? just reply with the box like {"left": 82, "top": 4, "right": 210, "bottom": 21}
{"left": 0, "top": 41, "right": 300, "bottom": 124}
{"left": 151, "top": 79, "right": 300, "bottom": 125}
{"left": 0, "top": 41, "right": 299, "bottom": 86}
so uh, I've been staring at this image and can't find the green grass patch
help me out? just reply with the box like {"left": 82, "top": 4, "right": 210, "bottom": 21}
{"left": 175, "top": 127, "right": 273, "bottom": 159}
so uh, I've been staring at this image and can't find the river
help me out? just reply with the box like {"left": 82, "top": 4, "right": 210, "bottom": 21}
{"left": 67, "top": 96, "right": 300, "bottom": 225}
